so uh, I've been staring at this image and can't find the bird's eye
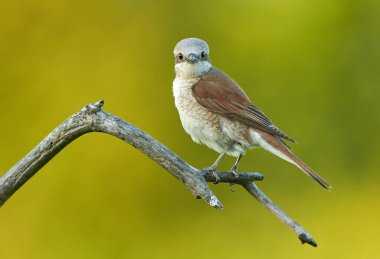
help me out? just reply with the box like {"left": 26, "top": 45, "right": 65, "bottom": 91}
{"left": 201, "top": 51, "right": 206, "bottom": 59}
{"left": 178, "top": 53, "right": 183, "bottom": 60}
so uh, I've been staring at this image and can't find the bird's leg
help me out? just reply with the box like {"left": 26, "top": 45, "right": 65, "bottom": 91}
{"left": 230, "top": 154, "right": 243, "bottom": 178}
{"left": 228, "top": 153, "right": 243, "bottom": 192}
{"left": 203, "top": 148, "right": 229, "bottom": 182}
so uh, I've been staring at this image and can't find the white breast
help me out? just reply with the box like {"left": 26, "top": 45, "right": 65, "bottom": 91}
{"left": 173, "top": 77, "right": 226, "bottom": 154}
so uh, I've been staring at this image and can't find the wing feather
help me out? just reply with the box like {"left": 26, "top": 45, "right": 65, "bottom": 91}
{"left": 192, "top": 67, "right": 296, "bottom": 143}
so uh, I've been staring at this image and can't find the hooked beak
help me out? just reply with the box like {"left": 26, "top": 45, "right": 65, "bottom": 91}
{"left": 187, "top": 53, "right": 199, "bottom": 63}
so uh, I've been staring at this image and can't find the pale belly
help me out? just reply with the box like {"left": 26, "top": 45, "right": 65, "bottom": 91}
{"left": 173, "top": 78, "right": 253, "bottom": 157}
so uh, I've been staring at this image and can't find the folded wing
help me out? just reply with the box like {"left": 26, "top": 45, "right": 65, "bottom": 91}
{"left": 192, "top": 67, "right": 296, "bottom": 143}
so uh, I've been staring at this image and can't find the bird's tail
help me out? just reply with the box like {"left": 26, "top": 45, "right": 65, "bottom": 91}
{"left": 253, "top": 130, "right": 332, "bottom": 190}
{"left": 286, "top": 151, "right": 331, "bottom": 190}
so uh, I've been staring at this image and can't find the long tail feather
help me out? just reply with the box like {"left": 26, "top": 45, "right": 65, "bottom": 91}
{"left": 287, "top": 152, "right": 331, "bottom": 190}
{"left": 252, "top": 130, "right": 332, "bottom": 190}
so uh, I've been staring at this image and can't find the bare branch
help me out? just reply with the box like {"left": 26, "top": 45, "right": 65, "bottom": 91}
{"left": 0, "top": 100, "right": 221, "bottom": 209}
{"left": 203, "top": 171, "right": 264, "bottom": 183}
{"left": 0, "top": 100, "right": 318, "bottom": 247}
{"left": 242, "top": 182, "right": 317, "bottom": 247}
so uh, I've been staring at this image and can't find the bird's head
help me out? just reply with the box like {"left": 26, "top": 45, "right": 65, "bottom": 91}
{"left": 174, "top": 38, "right": 212, "bottom": 79}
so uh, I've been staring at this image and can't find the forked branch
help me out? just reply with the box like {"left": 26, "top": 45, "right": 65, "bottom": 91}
{"left": 0, "top": 100, "right": 317, "bottom": 247}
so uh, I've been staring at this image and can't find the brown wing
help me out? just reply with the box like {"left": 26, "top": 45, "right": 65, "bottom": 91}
{"left": 192, "top": 67, "right": 296, "bottom": 143}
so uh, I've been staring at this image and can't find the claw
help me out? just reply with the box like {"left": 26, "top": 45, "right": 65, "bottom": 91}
{"left": 232, "top": 170, "right": 239, "bottom": 179}
{"left": 212, "top": 170, "right": 221, "bottom": 183}
{"left": 229, "top": 168, "right": 238, "bottom": 192}
{"left": 230, "top": 164, "right": 240, "bottom": 179}
{"left": 203, "top": 166, "right": 220, "bottom": 183}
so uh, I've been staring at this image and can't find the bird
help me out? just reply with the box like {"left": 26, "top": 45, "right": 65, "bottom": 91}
{"left": 172, "top": 37, "right": 331, "bottom": 189}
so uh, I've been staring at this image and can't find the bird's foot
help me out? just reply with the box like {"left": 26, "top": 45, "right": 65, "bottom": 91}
{"left": 228, "top": 166, "right": 239, "bottom": 192}
{"left": 230, "top": 166, "right": 240, "bottom": 179}
{"left": 203, "top": 166, "right": 220, "bottom": 183}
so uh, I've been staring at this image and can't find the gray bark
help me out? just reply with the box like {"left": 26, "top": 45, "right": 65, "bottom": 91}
{"left": 0, "top": 100, "right": 317, "bottom": 247}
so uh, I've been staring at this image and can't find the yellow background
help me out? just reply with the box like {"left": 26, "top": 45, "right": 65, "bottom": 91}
{"left": 1, "top": 0, "right": 379, "bottom": 258}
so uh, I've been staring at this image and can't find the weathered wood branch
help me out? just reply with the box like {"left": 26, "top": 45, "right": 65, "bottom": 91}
{"left": 0, "top": 100, "right": 317, "bottom": 247}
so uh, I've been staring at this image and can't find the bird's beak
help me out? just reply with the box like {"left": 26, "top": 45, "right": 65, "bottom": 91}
{"left": 187, "top": 53, "right": 199, "bottom": 63}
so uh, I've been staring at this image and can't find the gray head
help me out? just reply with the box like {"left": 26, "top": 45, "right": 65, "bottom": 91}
{"left": 173, "top": 38, "right": 212, "bottom": 78}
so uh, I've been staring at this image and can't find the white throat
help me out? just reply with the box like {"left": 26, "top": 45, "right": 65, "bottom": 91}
{"left": 175, "top": 61, "right": 212, "bottom": 79}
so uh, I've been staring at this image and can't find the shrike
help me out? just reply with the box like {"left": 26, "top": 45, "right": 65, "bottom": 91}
{"left": 172, "top": 37, "right": 331, "bottom": 189}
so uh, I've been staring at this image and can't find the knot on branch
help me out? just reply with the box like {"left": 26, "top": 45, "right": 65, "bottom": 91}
{"left": 81, "top": 100, "right": 105, "bottom": 115}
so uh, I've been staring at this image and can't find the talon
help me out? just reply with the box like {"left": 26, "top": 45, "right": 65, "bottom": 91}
{"left": 212, "top": 170, "right": 221, "bottom": 183}
{"left": 230, "top": 165, "right": 239, "bottom": 179}
{"left": 203, "top": 166, "right": 220, "bottom": 183}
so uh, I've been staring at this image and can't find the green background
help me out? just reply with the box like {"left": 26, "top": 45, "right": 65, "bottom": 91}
{"left": 1, "top": 0, "right": 379, "bottom": 258}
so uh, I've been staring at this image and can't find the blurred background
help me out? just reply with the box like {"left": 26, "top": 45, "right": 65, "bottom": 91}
{"left": 0, "top": 0, "right": 379, "bottom": 258}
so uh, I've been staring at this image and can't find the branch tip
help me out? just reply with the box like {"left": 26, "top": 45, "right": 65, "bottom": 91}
{"left": 298, "top": 233, "right": 317, "bottom": 247}
{"left": 95, "top": 100, "right": 105, "bottom": 107}
{"left": 208, "top": 195, "right": 223, "bottom": 209}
